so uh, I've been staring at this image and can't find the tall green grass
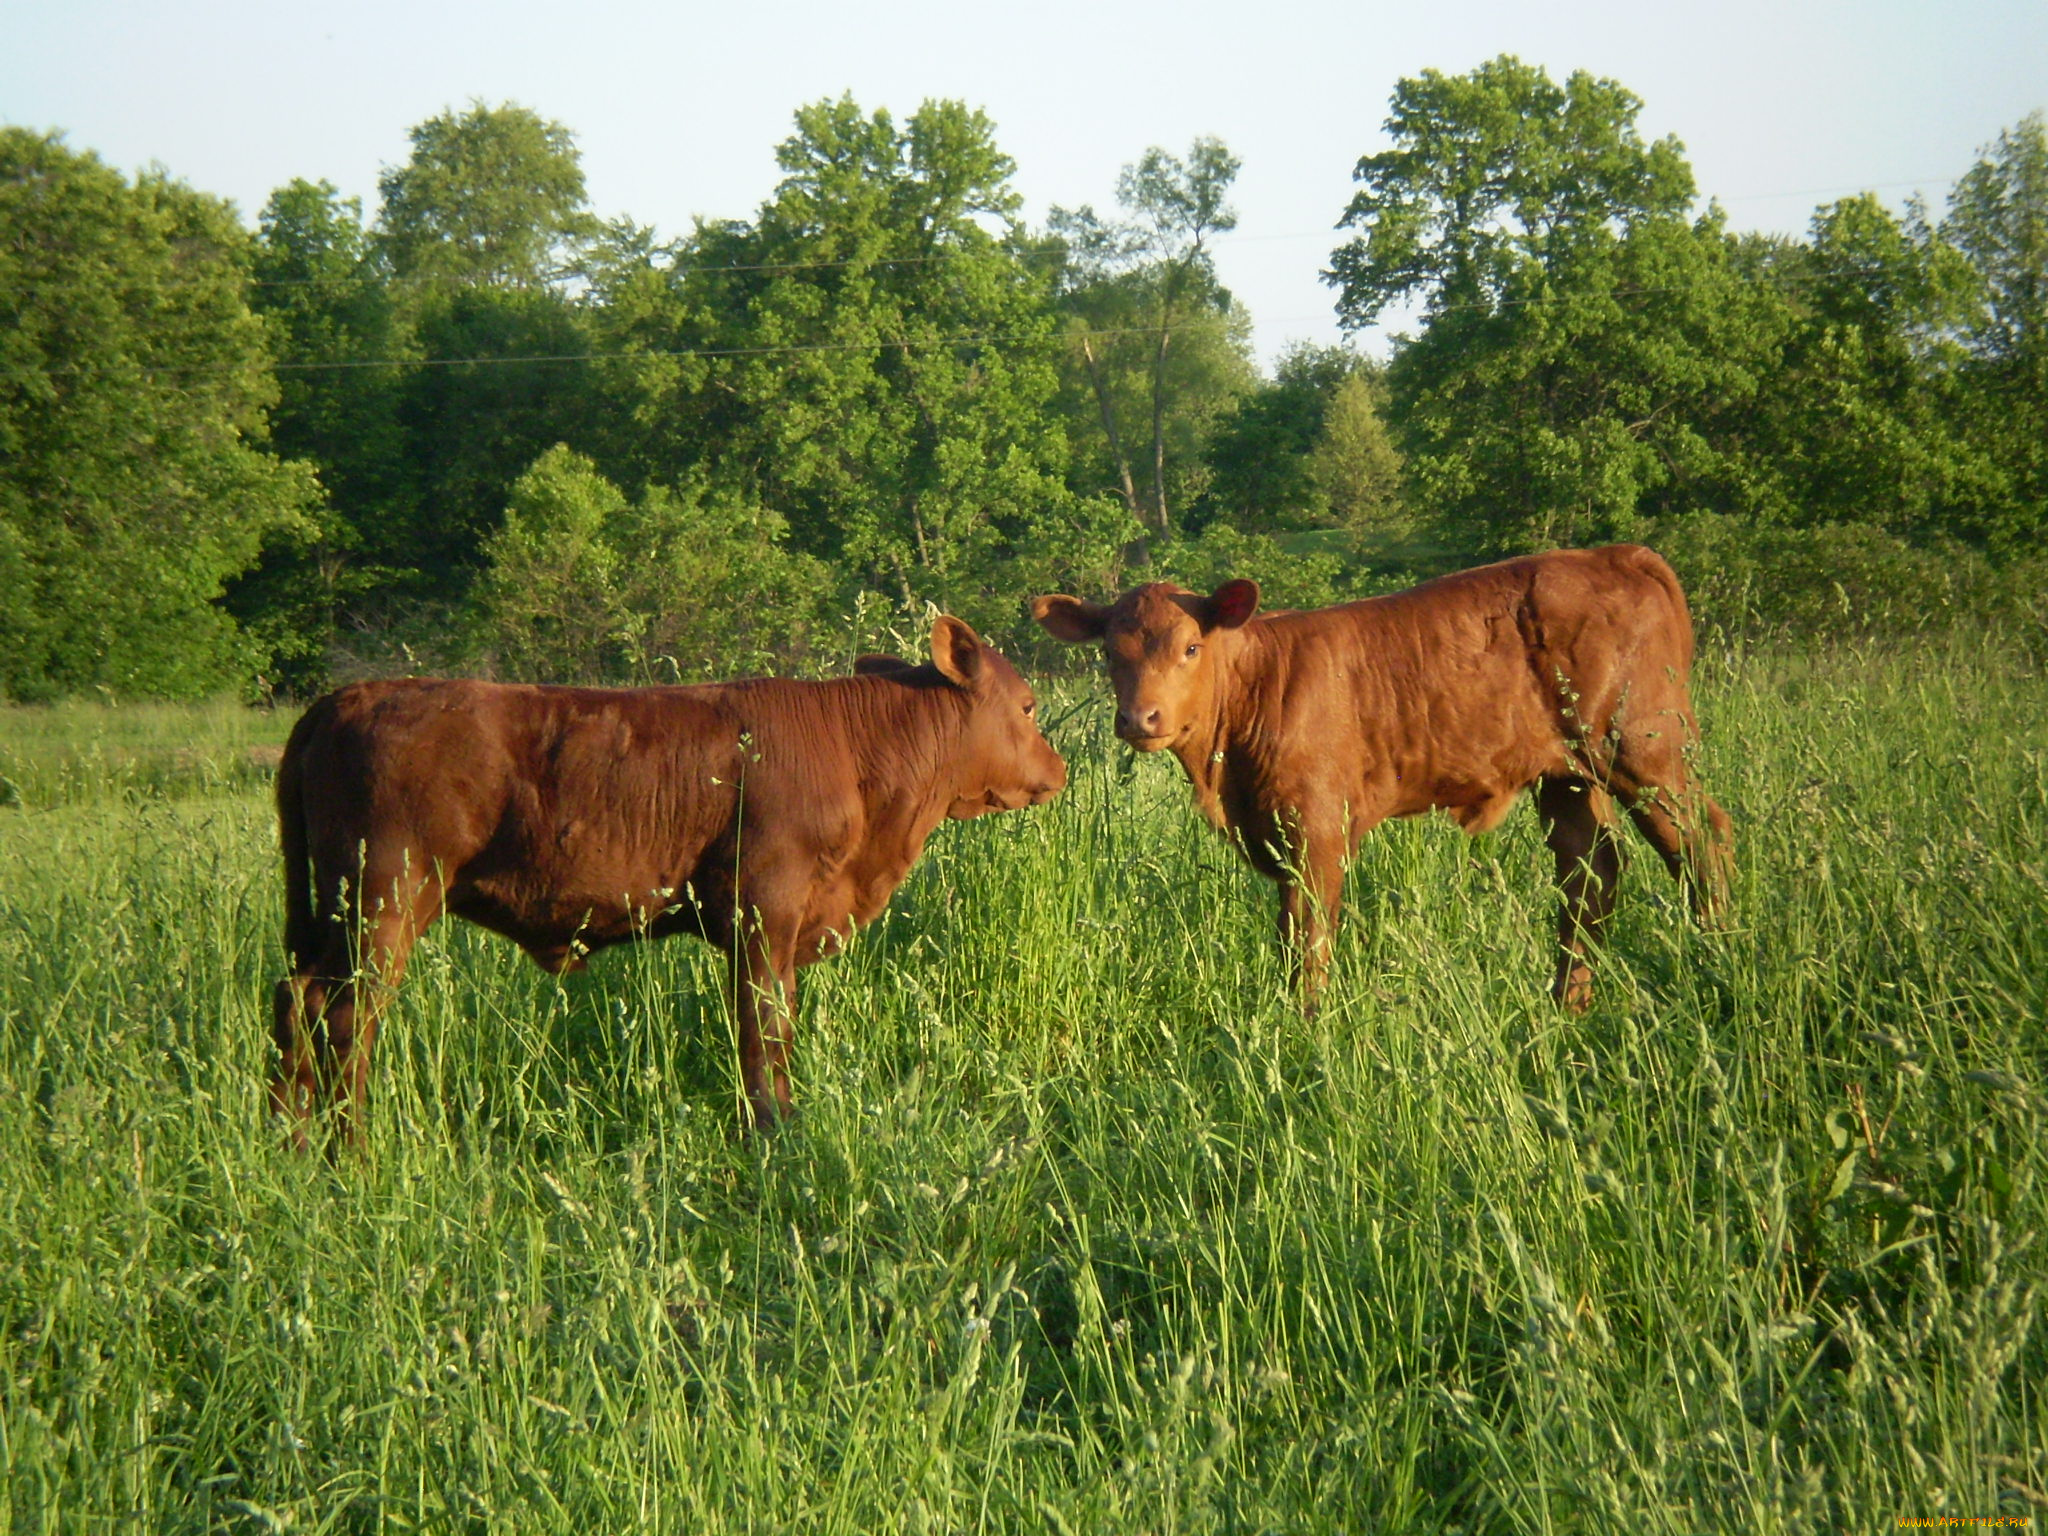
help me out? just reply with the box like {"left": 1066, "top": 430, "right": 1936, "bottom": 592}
{"left": 2, "top": 639, "right": 2043, "bottom": 1532}
{"left": 0, "top": 697, "right": 292, "bottom": 811}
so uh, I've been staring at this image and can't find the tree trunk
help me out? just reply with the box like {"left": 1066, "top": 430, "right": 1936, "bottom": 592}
{"left": 1079, "top": 335, "right": 1142, "bottom": 519}
{"left": 908, "top": 497, "right": 931, "bottom": 570}
{"left": 1149, "top": 322, "right": 1173, "bottom": 535}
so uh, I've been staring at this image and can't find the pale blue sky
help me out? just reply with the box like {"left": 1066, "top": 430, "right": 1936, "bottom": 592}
{"left": 5, "top": 0, "right": 2044, "bottom": 363}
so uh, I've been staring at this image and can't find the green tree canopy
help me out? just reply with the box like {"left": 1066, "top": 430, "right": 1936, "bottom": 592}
{"left": 1943, "top": 113, "right": 2048, "bottom": 552}
{"left": 375, "top": 101, "right": 597, "bottom": 290}
{"left": 1328, "top": 55, "right": 1695, "bottom": 328}
{"left": 1308, "top": 367, "right": 1406, "bottom": 540}
{"left": 232, "top": 179, "right": 417, "bottom": 687}
{"left": 468, "top": 445, "right": 828, "bottom": 683}
{"left": 1328, "top": 60, "right": 1786, "bottom": 549}
{"left": 1050, "top": 137, "right": 1252, "bottom": 538}
{"left": 251, "top": 179, "right": 410, "bottom": 527}
{"left": 1946, "top": 112, "right": 2048, "bottom": 372}
{"left": 1201, "top": 343, "right": 1371, "bottom": 531}
{"left": 0, "top": 130, "right": 319, "bottom": 700}
{"left": 349, "top": 103, "right": 606, "bottom": 599}
{"left": 1745, "top": 195, "right": 1996, "bottom": 538}
{"left": 665, "top": 97, "right": 1125, "bottom": 634}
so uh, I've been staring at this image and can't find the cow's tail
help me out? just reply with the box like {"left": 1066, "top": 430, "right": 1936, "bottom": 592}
{"left": 276, "top": 699, "right": 326, "bottom": 972}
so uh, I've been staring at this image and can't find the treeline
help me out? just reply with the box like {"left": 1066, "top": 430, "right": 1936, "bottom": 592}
{"left": 3, "top": 58, "right": 2044, "bottom": 702}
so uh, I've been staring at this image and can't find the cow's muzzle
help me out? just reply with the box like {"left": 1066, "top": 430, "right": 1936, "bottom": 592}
{"left": 1116, "top": 704, "right": 1176, "bottom": 749}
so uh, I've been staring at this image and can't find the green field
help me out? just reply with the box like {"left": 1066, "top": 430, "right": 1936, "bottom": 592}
{"left": 2, "top": 640, "right": 2044, "bottom": 1533}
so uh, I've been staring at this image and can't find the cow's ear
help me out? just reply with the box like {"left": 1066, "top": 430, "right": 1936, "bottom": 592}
{"left": 1031, "top": 593, "right": 1109, "bottom": 643}
{"left": 1205, "top": 578, "right": 1260, "bottom": 630}
{"left": 930, "top": 615, "right": 985, "bottom": 688}
{"left": 854, "top": 653, "right": 914, "bottom": 677}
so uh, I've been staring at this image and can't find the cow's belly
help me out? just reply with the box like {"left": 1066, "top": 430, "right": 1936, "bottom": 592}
{"left": 449, "top": 880, "right": 665, "bottom": 955}
{"left": 1395, "top": 731, "right": 1574, "bottom": 833}
{"left": 448, "top": 834, "right": 729, "bottom": 959}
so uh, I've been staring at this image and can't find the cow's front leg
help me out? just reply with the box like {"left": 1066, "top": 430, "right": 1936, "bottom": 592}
{"left": 732, "top": 904, "right": 799, "bottom": 1133}
{"left": 1276, "top": 841, "right": 1345, "bottom": 1014}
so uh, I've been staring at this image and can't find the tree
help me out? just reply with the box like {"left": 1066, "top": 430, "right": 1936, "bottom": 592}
{"left": 362, "top": 104, "right": 605, "bottom": 594}
{"left": 668, "top": 97, "right": 1126, "bottom": 634}
{"left": 1943, "top": 113, "right": 2048, "bottom": 552}
{"left": 1744, "top": 195, "right": 1994, "bottom": 539}
{"left": 374, "top": 101, "right": 596, "bottom": 290}
{"left": 0, "top": 130, "right": 319, "bottom": 700}
{"left": 1201, "top": 343, "right": 1369, "bottom": 531}
{"left": 253, "top": 180, "right": 408, "bottom": 487}
{"left": 390, "top": 286, "right": 600, "bottom": 583}
{"left": 1051, "top": 138, "right": 1251, "bottom": 539}
{"left": 234, "top": 179, "right": 413, "bottom": 687}
{"left": 1328, "top": 56, "right": 1694, "bottom": 329}
{"left": 468, "top": 445, "right": 828, "bottom": 683}
{"left": 466, "top": 444, "right": 629, "bottom": 679}
{"left": 567, "top": 217, "right": 708, "bottom": 490}
{"left": 1308, "top": 367, "right": 1406, "bottom": 540}
{"left": 1327, "top": 60, "right": 1785, "bottom": 549}
{"left": 1947, "top": 113, "right": 2048, "bottom": 375}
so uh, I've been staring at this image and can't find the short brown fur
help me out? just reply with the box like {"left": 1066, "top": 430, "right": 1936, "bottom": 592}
{"left": 1034, "top": 545, "right": 1732, "bottom": 1009}
{"left": 271, "top": 618, "right": 1065, "bottom": 1139}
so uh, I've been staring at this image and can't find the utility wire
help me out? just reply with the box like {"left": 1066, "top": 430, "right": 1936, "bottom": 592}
{"left": 23, "top": 244, "right": 1984, "bottom": 383}
{"left": 32, "top": 317, "right": 1246, "bottom": 382}
{"left": 87, "top": 171, "right": 1965, "bottom": 292}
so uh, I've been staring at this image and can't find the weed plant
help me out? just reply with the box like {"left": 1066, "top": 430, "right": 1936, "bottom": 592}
{"left": 1, "top": 638, "right": 2043, "bottom": 1532}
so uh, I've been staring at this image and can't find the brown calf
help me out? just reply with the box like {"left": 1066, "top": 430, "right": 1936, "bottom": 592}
{"left": 272, "top": 617, "right": 1065, "bottom": 1138}
{"left": 1034, "top": 545, "right": 1731, "bottom": 1009}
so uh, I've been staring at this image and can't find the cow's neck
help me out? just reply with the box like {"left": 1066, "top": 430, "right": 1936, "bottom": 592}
{"left": 1167, "top": 639, "right": 1262, "bottom": 833}
{"left": 1169, "top": 732, "right": 1230, "bottom": 833}
{"left": 853, "top": 681, "right": 965, "bottom": 834}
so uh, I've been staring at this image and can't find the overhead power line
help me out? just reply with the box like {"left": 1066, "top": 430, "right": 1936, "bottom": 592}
{"left": 35, "top": 318, "right": 1245, "bottom": 382}
{"left": 151, "top": 170, "right": 1972, "bottom": 292}
{"left": 25, "top": 237, "right": 1985, "bottom": 384}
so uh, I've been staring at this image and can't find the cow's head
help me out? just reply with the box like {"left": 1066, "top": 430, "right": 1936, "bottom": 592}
{"left": 913, "top": 616, "right": 1067, "bottom": 819}
{"left": 1031, "top": 579, "right": 1260, "bottom": 752}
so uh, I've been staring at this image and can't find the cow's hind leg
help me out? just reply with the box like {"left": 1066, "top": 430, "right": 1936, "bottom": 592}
{"left": 274, "top": 856, "right": 441, "bottom": 1147}
{"left": 271, "top": 970, "right": 328, "bottom": 1143}
{"left": 273, "top": 865, "right": 348, "bottom": 1142}
{"left": 1535, "top": 776, "right": 1622, "bottom": 1013}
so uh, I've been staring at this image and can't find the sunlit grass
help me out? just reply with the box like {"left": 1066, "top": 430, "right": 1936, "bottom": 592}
{"left": 1, "top": 638, "right": 2044, "bottom": 1532}
{"left": 0, "top": 695, "right": 293, "bottom": 810}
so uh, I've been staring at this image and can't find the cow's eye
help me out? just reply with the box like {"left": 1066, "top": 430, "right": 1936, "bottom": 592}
{"left": 1023, "top": 700, "right": 1036, "bottom": 716}
{"left": 1184, "top": 642, "right": 1201, "bottom": 660}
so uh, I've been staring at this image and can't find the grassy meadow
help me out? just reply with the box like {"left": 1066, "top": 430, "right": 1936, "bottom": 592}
{"left": 2, "top": 637, "right": 2045, "bottom": 1533}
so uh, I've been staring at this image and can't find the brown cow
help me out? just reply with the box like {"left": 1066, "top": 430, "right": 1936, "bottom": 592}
{"left": 271, "top": 617, "right": 1065, "bottom": 1139}
{"left": 1033, "top": 545, "right": 1731, "bottom": 1010}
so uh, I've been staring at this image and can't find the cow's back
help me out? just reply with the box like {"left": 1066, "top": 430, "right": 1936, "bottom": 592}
{"left": 285, "top": 679, "right": 745, "bottom": 932}
{"left": 1223, "top": 545, "right": 1699, "bottom": 831}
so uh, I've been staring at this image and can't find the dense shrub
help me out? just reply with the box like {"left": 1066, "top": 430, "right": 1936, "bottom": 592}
{"left": 467, "top": 446, "right": 830, "bottom": 684}
{"left": 1147, "top": 517, "right": 1352, "bottom": 612}
{"left": 1647, "top": 514, "right": 2048, "bottom": 650}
